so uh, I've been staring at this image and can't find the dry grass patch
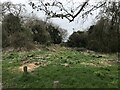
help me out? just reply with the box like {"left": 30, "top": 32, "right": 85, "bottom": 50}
{"left": 80, "top": 59, "right": 116, "bottom": 67}
{"left": 80, "top": 62, "right": 97, "bottom": 67}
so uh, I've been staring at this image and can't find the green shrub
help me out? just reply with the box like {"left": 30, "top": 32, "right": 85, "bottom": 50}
{"left": 67, "top": 31, "right": 87, "bottom": 48}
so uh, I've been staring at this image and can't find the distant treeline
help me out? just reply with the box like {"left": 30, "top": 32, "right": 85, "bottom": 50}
{"left": 2, "top": 13, "right": 67, "bottom": 50}
{"left": 2, "top": 1, "right": 120, "bottom": 53}
{"left": 67, "top": 17, "right": 120, "bottom": 53}
{"left": 2, "top": 13, "right": 120, "bottom": 53}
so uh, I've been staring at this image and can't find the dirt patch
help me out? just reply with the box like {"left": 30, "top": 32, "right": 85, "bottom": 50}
{"left": 19, "top": 62, "right": 40, "bottom": 72}
{"left": 19, "top": 61, "right": 50, "bottom": 72}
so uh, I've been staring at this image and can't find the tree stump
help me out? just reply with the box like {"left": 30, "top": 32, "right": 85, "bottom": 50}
{"left": 23, "top": 66, "right": 28, "bottom": 73}
{"left": 53, "top": 81, "right": 60, "bottom": 89}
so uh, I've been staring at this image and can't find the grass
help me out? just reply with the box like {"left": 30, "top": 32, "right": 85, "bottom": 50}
{"left": 2, "top": 45, "right": 119, "bottom": 88}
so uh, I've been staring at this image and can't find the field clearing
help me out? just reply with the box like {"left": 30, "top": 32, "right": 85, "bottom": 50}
{"left": 2, "top": 46, "right": 119, "bottom": 88}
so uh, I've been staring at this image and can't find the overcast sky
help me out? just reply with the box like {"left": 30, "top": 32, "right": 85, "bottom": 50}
{"left": 1, "top": 0, "right": 102, "bottom": 35}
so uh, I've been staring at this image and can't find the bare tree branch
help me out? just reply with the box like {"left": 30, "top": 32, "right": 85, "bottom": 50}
{"left": 2, "top": 2, "right": 26, "bottom": 17}
{"left": 29, "top": 0, "right": 107, "bottom": 22}
{"left": 70, "top": 0, "right": 89, "bottom": 22}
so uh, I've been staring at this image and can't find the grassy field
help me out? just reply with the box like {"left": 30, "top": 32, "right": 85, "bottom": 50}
{"left": 2, "top": 45, "right": 119, "bottom": 88}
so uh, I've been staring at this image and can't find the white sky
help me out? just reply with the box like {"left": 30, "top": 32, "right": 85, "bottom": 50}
{"left": 1, "top": 0, "right": 102, "bottom": 35}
